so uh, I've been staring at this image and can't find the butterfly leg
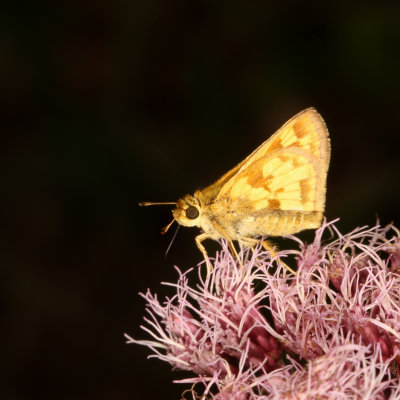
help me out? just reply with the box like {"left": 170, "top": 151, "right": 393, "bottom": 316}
{"left": 227, "top": 240, "right": 244, "bottom": 271}
{"left": 239, "top": 237, "right": 296, "bottom": 275}
{"left": 195, "top": 233, "right": 214, "bottom": 276}
{"left": 207, "top": 221, "right": 244, "bottom": 270}
{"left": 261, "top": 240, "right": 297, "bottom": 275}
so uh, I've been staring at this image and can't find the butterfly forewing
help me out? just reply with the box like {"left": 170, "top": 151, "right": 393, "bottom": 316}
{"left": 225, "top": 148, "right": 320, "bottom": 211}
{"left": 214, "top": 108, "right": 329, "bottom": 212}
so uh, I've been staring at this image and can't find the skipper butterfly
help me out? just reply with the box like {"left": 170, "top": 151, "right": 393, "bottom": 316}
{"left": 141, "top": 108, "right": 330, "bottom": 273}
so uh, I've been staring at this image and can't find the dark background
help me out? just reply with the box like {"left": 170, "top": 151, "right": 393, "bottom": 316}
{"left": 2, "top": 1, "right": 400, "bottom": 399}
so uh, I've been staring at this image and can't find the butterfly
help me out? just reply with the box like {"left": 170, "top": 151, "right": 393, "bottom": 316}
{"left": 141, "top": 108, "right": 330, "bottom": 274}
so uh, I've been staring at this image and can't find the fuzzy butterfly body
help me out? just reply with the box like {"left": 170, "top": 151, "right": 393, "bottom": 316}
{"left": 142, "top": 108, "right": 330, "bottom": 268}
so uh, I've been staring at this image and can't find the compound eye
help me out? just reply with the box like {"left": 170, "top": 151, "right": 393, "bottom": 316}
{"left": 185, "top": 206, "right": 199, "bottom": 219}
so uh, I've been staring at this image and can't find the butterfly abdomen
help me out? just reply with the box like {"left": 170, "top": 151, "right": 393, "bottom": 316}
{"left": 230, "top": 209, "right": 323, "bottom": 239}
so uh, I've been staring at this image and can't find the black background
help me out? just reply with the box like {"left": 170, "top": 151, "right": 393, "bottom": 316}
{"left": 2, "top": 1, "right": 400, "bottom": 399}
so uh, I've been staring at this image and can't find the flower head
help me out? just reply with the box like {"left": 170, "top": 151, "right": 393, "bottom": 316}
{"left": 127, "top": 220, "right": 400, "bottom": 399}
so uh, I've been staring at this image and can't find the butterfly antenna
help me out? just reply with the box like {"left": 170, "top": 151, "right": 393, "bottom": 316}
{"left": 139, "top": 201, "right": 176, "bottom": 206}
{"left": 165, "top": 224, "right": 180, "bottom": 258}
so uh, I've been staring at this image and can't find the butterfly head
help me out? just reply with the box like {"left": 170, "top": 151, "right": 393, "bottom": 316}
{"left": 172, "top": 195, "right": 202, "bottom": 227}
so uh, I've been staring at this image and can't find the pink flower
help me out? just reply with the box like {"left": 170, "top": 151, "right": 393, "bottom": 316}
{"left": 127, "top": 220, "right": 400, "bottom": 399}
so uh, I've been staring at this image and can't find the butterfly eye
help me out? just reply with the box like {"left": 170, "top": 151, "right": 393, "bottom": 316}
{"left": 185, "top": 206, "right": 199, "bottom": 219}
